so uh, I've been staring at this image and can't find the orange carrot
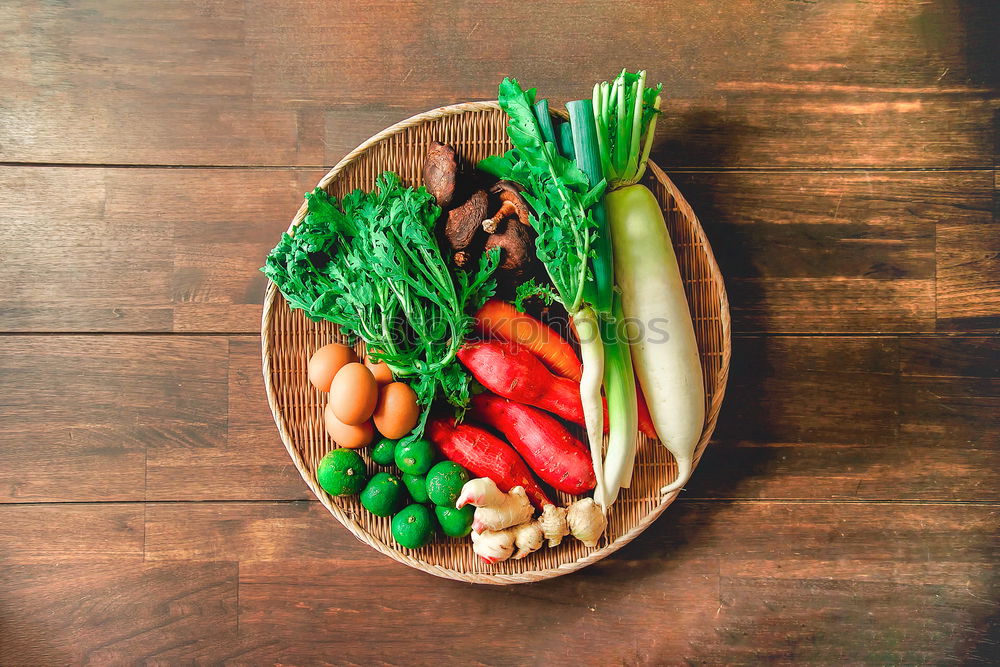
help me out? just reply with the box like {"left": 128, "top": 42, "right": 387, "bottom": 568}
{"left": 474, "top": 300, "right": 583, "bottom": 381}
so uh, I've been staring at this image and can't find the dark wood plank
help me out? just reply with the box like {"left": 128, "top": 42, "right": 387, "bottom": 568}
{"left": 0, "top": 335, "right": 227, "bottom": 502}
{"left": 144, "top": 501, "right": 341, "bottom": 562}
{"left": 7, "top": 334, "right": 991, "bottom": 504}
{"left": 0, "top": 504, "right": 143, "bottom": 562}
{"left": 0, "top": 334, "right": 308, "bottom": 502}
{"left": 145, "top": 337, "right": 309, "bottom": 501}
{"left": 223, "top": 501, "right": 995, "bottom": 664}
{"left": 1, "top": 0, "right": 319, "bottom": 167}
{"left": 690, "top": 335, "right": 1000, "bottom": 501}
{"left": 6, "top": 502, "right": 993, "bottom": 664}
{"left": 896, "top": 339, "right": 1000, "bottom": 483}
{"left": 2, "top": 0, "right": 994, "bottom": 167}
{"left": 935, "top": 171, "right": 1000, "bottom": 332}
{"left": 672, "top": 169, "right": 993, "bottom": 334}
{"left": 0, "top": 167, "right": 323, "bottom": 333}
{"left": 0, "top": 561, "right": 237, "bottom": 665}
{"left": 3, "top": 168, "right": 991, "bottom": 335}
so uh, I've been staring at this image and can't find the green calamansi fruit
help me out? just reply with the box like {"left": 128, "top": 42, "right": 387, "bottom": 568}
{"left": 425, "top": 461, "right": 471, "bottom": 507}
{"left": 391, "top": 504, "right": 435, "bottom": 549}
{"left": 435, "top": 504, "right": 474, "bottom": 538}
{"left": 394, "top": 438, "right": 435, "bottom": 475}
{"left": 316, "top": 448, "right": 368, "bottom": 496}
{"left": 370, "top": 437, "right": 397, "bottom": 466}
{"left": 402, "top": 473, "right": 429, "bottom": 504}
{"left": 360, "top": 472, "right": 405, "bottom": 517}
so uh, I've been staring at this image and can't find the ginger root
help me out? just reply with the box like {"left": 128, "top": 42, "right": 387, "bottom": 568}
{"left": 470, "top": 520, "right": 542, "bottom": 563}
{"left": 512, "top": 520, "right": 543, "bottom": 559}
{"left": 457, "top": 478, "right": 533, "bottom": 533}
{"left": 567, "top": 498, "right": 607, "bottom": 548}
{"left": 456, "top": 477, "right": 504, "bottom": 508}
{"left": 470, "top": 528, "right": 515, "bottom": 564}
{"left": 462, "top": 479, "right": 545, "bottom": 564}
{"left": 462, "top": 480, "right": 613, "bottom": 564}
{"left": 539, "top": 504, "right": 570, "bottom": 547}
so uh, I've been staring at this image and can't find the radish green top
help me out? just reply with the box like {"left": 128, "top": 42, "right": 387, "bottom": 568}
{"left": 593, "top": 69, "right": 663, "bottom": 188}
{"left": 479, "top": 78, "right": 605, "bottom": 316}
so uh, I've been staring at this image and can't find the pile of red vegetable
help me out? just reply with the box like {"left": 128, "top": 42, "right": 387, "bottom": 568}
{"left": 428, "top": 300, "right": 599, "bottom": 508}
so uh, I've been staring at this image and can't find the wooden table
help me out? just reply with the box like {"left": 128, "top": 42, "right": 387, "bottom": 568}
{"left": 2, "top": 1, "right": 997, "bottom": 664}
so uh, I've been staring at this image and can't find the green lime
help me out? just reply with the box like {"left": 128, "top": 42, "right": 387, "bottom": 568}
{"left": 316, "top": 448, "right": 367, "bottom": 496}
{"left": 435, "top": 504, "right": 474, "bottom": 538}
{"left": 425, "top": 461, "right": 471, "bottom": 507}
{"left": 394, "top": 438, "right": 436, "bottom": 475}
{"left": 402, "top": 473, "right": 429, "bottom": 504}
{"left": 371, "top": 437, "right": 397, "bottom": 466}
{"left": 360, "top": 472, "right": 405, "bottom": 517}
{"left": 391, "top": 503, "right": 434, "bottom": 549}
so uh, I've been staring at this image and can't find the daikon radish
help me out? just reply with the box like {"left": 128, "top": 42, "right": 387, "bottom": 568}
{"left": 605, "top": 183, "right": 704, "bottom": 495}
{"left": 594, "top": 70, "right": 705, "bottom": 495}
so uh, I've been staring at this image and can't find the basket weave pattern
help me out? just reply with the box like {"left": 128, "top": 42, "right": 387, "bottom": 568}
{"left": 261, "top": 102, "right": 731, "bottom": 584}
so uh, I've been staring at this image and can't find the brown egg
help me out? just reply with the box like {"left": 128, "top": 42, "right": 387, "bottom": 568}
{"left": 373, "top": 382, "right": 420, "bottom": 439}
{"left": 329, "top": 362, "right": 378, "bottom": 425}
{"left": 364, "top": 357, "right": 394, "bottom": 385}
{"left": 324, "top": 403, "right": 374, "bottom": 449}
{"left": 308, "top": 343, "right": 358, "bottom": 392}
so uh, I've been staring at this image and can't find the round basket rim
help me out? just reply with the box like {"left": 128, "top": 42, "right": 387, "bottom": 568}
{"left": 260, "top": 100, "right": 731, "bottom": 585}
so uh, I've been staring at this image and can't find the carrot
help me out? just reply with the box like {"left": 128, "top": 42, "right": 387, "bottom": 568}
{"left": 475, "top": 300, "right": 582, "bottom": 381}
{"left": 426, "top": 417, "right": 553, "bottom": 509}
{"left": 469, "top": 393, "right": 595, "bottom": 495}
{"left": 458, "top": 340, "right": 586, "bottom": 426}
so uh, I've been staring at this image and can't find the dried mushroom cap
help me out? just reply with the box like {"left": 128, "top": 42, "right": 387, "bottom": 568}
{"left": 422, "top": 141, "right": 458, "bottom": 209}
{"left": 483, "top": 181, "right": 531, "bottom": 233}
{"left": 444, "top": 189, "right": 488, "bottom": 251}
{"left": 485, "top": 218, "right": 535, "bottom": 275}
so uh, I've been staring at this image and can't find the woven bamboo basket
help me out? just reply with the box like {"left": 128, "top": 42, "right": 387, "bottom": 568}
{"left": 261, "top": 101, "right": 730, "bottom": 585}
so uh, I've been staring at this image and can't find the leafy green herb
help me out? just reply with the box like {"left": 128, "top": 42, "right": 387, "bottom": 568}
{"left": 479, "top": 78, "right": 605, "bottom": 316}
{"left": 513, "top": 278, "right": 558, "bottom": 313}
{"left": 262, "top": 172, "right": 499, "bottom": 438}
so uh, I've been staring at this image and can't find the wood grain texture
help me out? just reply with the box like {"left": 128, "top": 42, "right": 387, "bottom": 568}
{"left": 0, "top": 561, "right": 237, "bottom": 665}
{"left": 137, "top": 500, "right": 998, "bottom": 664}
{"left": 2, "top": 0, "right": 995, "bottom": 167}
{"left": 2, "top": 168, "right": 994, "bottom": 335}
{"left": 936, "top": 175, "right": 1000, "bottom": 332}
{"left": 1, "top": 0, "right": 997, "bottom": 661}
{"left": 692, "top": 335, "right": 1000, "bottom": 501}
{"left": 5, "top": 502, "right": 993, "bottom": 663}
{"left": 0, "top": 167, "right": 324, "bottom": 333}
{"left": 145, "top": 337, "right": 309, "bottom": 501}
{"left": 672, "top": 169, "right": 994, "bottom": 334}
{"left": 0, "top": 504, "right": 143, "bottom": 563}
{"left": 0, "top": 335, "right": 307, "bottom": 503}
